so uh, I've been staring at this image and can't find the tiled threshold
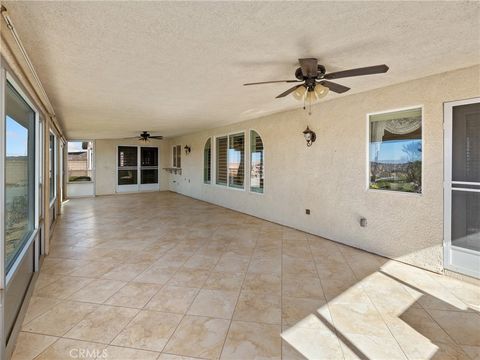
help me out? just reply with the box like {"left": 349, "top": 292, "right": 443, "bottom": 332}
{"left": 11, "top": 192, "right": 479, "bottom": 360}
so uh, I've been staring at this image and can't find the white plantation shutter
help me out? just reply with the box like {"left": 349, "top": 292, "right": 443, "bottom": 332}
{"left": 172, "top": 145, "right": 181, "bottom": 168}
{"left": 204, "top": 138, "right": 211, "bottom": 184}
{"left": 228, "top": 133, "right": 245, "bottom": 189}
{"left": 250, "top": 130, "right": 264, "bottom": 193}
{"left": 216, "top": 136, "right": 228, "bottom": 185}
{"left": 176, "top": 145, "right": 181, "bottom": 168}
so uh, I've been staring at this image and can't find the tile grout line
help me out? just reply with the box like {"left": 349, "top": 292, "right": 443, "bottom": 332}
{"left": 306, "top": 235, "right": 346, "bottom": 360}
{"left": 217, "top": 226, "right": 259, "bottom": 359}
{"left": 107, "top": 239, "right": 203, "bottom": 350}
{"left": 155, "top": 226, "right": 227, "bottom": 356}
{"left": 337, "top": 248, "right": 410, "bottom": 360}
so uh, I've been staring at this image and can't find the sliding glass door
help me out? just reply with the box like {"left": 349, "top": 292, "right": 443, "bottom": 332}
{"left": 3, "top": 72, "right": 40, "bottom": 352}
{"left": 117, "top": 145, "right": 159, "bottom": 192}
{"left": 444, "top": 98, "right": 480, "bottom": 278}
{"left": 140, "top": 146, "right": 159, "bottom": 191}
{"left": 5, "top": 80, "right": 36, "bottom": 273}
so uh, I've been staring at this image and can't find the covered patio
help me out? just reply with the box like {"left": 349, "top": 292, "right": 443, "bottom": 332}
{"left": 12, "top": 193, "right": 479, "bottom": 360}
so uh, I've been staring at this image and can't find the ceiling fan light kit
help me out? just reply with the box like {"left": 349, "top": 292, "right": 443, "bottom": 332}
{"left": 132, "top": 131, "right": 164, "bottom": 142}
{"left": 244, "top": 58, "right": 389, "bottom": 115}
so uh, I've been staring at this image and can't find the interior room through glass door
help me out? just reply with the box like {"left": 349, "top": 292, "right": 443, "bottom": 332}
{"left": 117, "top": 146, "right": 138, "bottom": 192}
{"left": 140, "top": 146, "right": 159, "bottom": 191}
{"left": 117, "top": 145, "right": 159, "bottom": 192}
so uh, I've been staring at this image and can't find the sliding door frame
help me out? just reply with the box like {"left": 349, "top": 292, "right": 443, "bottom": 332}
{"left": 1, "top": 66, "right": 43, "bottom": 360}
{"left": 443, "top": 97, "right": 480, "bottom": 278}
{"left": 116, "top": 144, "right": 160, "bottom": 193}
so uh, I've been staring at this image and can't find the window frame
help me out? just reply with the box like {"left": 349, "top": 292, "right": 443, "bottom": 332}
{"left": 366, "top": 105, "right": 424, "bottom": 196}
{"left": 115, "top": 144, "right": 160, "bottom": 193}
{"left": 67, "top": 140, "right": 95, "bottom": 184}
{"left": 213, "top": 131, "right": 246, "bottom": 191}
{"left": 3, "top": 70, "right": 41, "bottom": 283}
{"left": 172, "top": 144, "right": 181, "bottom": 168}
{"left": 227, "top": 132, "right": 246, "bottom": 190}
{"left": 203, "top": 137, "right": 212, "bottom": 185}
{"left": 49, "top": 130, "right": 57, "bottom": 206}
{"left": 214, "top": 134, "right": 228, "bottom": 187}
{"left": 248, "top": 128, "right": 265, "bottom": 195}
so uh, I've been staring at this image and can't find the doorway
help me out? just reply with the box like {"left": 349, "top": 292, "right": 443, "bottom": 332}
{"left": 444, "top": 97, "right": 480, "bottom": 278}
{"left": 117, "top": 145, "right": 159, "bottom": 193}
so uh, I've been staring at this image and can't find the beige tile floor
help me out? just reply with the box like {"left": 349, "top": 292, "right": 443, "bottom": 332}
{"left": 12, "top": 192, "right": 480, "bottom": 360}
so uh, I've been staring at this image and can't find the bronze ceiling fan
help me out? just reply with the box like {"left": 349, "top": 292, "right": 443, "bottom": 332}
{"left": 244, "top": 58, "right": 389, "bottom": 99}
{"left": 127, "top": 131, "right": 163, "bottom": 142}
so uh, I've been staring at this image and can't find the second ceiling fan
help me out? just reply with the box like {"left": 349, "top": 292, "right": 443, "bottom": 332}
{"left": 244, "top": 58, "right": 389, "bottom": 113}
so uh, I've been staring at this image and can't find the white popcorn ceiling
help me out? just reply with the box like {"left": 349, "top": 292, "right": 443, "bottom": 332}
{"left": 3, "top": 1, "right": 479, "bottom": 139}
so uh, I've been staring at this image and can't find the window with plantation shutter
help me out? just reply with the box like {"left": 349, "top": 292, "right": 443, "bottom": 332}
{"left": 176, "top": 145, "right": 181, "bottom": 168}
{"left": 216, "top": 136, "right": 228, "bottom": 185}
{"left": 250, "top": 130, "right": 264, "bottom": 193}
{"left": 172, "top": 144, "right": 181, "bottom": 168}
{"left": 228, "top": 133, "right": 245, "bottom": 189}
{"left": 204, "top": 138, "right": 211, "bottom": 184}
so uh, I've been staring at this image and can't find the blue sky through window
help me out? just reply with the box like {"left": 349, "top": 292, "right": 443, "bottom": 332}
{"left": 68, "top": 141, "right": 84, "bottom": 152}
{"left": 251, "top": 152, "right": 262, "bottom": 163}
{"left": 370, "top": 139, "right": 422, "bottom": 164}
{"left": 6, "top": 116, "right": 28, "bottom": 157}
{"left": 228, "top": 148, "right": 242, "bottom": 164}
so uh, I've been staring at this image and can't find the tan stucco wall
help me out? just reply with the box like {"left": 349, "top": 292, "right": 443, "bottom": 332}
{"left": 166, "top": 65, "right": 480, "bottom": 273}
{"left": 95, "top": 139, "right": 170, "bottom": 195}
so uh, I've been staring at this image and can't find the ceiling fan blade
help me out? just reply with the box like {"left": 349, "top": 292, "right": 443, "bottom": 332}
{"left": 275, "top": 84, "right": 304, "bottom": 98}
{"left": 299, "top": 58, "right": 318, "bottom": 78}
{"left": 324, "top": 64, "right": 389, "bottom": 80}
{"left": 150, "top": 136, "right": 163, "bottom": 139}
{"left": 320, "top": 80, "right": 350, "bottom": 94}
{"left": 244, "top": 80, "right": 300, "bottom": 86}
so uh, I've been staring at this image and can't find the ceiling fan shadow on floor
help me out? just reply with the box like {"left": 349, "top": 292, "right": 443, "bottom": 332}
{"left": 244, "top": 58, "right": 389, "bottom": 114}
{"left": 124, "top": 131, "right": 164, "bottom": 143}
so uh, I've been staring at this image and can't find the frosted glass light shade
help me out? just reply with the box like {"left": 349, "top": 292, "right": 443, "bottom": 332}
{"left": 306, "top": 90, "right": 318, "bottom": 103}
{"left": 293, "top": 86, "right": 306, "bottom": 101}
{"left": 315, "top": 84, "right": 329, "bottom": 98}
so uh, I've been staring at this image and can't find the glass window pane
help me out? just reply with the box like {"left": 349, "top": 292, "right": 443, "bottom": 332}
{"left": 452, "top": 103, "right": 480, "bottom": 182}
{"left": 228, "top": 133, "right": 244, "bottom": 189}
{"left": 176, "top": 145, "right": 181, "bottom": 168}
{"left": 204, "top": 138, "right": 211, "bottom": 184}
{"left": 5, "top": 81, "right": 36, "bottom": 272}
{"left": 118, "top": 170, "right": 138, "bottom": 185}
{"left": 250, "top": 131, "right": 264, "bottom": 193}
{"left": 49, "top": 133, "right": 55, "bottom": 201}
{"left": 67, "top": 141, "right": 93, "bottom": 182}
{"left": 141, "top": 169, "right": 158, "bottom": 184}
{"left": 141, "top": 147, "right": 158, "bottom": 166}
{"left": 369, "top": 108, "right": 422, "bottom": 193}
{"left": 118, "top": 146, "right": 137, "bottom": 167}
{"left": 172, "top": 145, "right": 181, "bottom": 168}
{"left": 452, "top": 191, "right": 480, "bottom": 252}
{"left": 216, "top": 136, "right": 227, "bottom": 186}
{"left": 172, "top": 146, "right": 177, "bottom": 167}
{"left": 118, "top": 146, "right": 137, "bottom": 186}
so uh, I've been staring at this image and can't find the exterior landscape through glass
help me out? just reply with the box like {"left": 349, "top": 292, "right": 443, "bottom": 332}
{"left": 5, "top": 81, "right": 35, "bottom": 272}
{"left": 369, "top": 108, "right": 422, "bottom": 193}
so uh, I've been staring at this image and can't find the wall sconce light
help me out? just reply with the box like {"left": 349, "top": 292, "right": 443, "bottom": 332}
{"left": 184, "top": 145, "right": 191, "bottom": 155}
{"left": 302, "top": 126, "right": 316, "bottom": 147}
